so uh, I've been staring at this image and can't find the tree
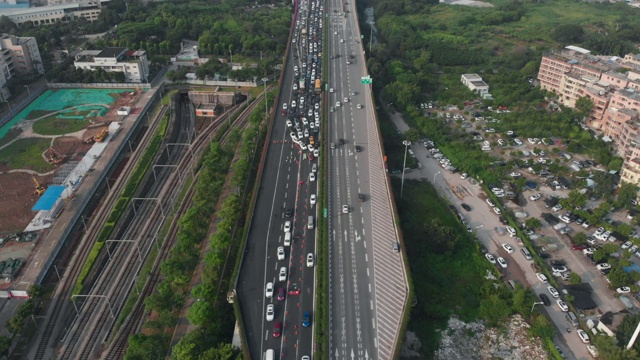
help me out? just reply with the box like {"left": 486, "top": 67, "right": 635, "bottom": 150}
{"left": 405, "top": 128, "right": 420, "bottom": 143}
{"left": 618, "top": 182, "right": 639, "bottom": 208}
{"left": 572, "top": 232, "right": 588, "bottom": 245}
{"left": 569, "top": 272, "right": 582, "bottom": 285}
{"left": 608, "top": 267, "right": 631, "bottom": 289}
{"left": 575, "top": 96, "right": 594, "bottom": 120}
{"left": 529, "top": 314, "right": 554, "bottom": 340}
{"left": 525, "top": 217, "right": 542, "bottom": 229}
{"left": 0, "top": 336, "right": 11, "bottom": 358}
{"left": 617, "top": 314, "right": 640, "bottom": 353}
{"left": 551, "top": 24, "right": 585, "bottom": 45}
{"left": 479, "top": 293, "right": 511, "bottom": 326}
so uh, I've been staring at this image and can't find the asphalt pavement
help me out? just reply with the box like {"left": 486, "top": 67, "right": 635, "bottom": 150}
{"left": 326, "top": 0, "right": 408, "bottom": 359}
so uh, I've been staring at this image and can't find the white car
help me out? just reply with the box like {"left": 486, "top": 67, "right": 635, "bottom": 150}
{"left": 536, "top": 273, "right": 548, "bottom": 283}
{"left": 461, "top": 173, "right": 468, "bottom": 180}
{"left": 497, "top": 257, "right": 508, "bottom": 268}
{"left": 343, "top": 97, "right": 349, "bottom": 103}
{"left": 556, "top": 300, "right": 569, "bottom": 312}
{"left": 486, "top": 199, "right": 496, "bottom": 207}
{"left": 265, "top": 282, "right": 274, "bottom": 298}
{"left": 529, "top": 193, "right": 542, "bottom": 201}
{"left": 342, "top": 205, "right": 349, "bottom": 214}
{"left": 547, "top": 286, "right": 560, "bottom": 298}
{"left": 552, "top": 204, "right": 563, "bottom": 212}
{"left": 485, "top": 253, "right": 496, "bottom": 264}
{"left": 313, "top": 149, "right": 319, "bottom": 158}
{"left": 266, "top": 304, "right": 275, "bottom": 321}
{"left": 336, "top": 101, "right": 341, "bottom": 107}
{"left": 282, "top": 103, "right": 288, "bottom": 110}
{"left": 310, "top": 194, "right": 317, "bottom": 205}
{"left": 279, "top": 267, "right": 287, "bottom": 282}
{"left": 310, "top": 173, "right": 316, "bottom": 182}
{"left": 284, "top": 221, "right": 291, "bottom": 233}
{"left": 616, "top": 286, "right": 631, "bottom": 294}
{"left": 621, "top": 241, "right": 632, "bottom": 249}
{"left": 330, "top": 88, "right": 334, "bottom": 93}
{"left": 277, "top": 246, "right": 285, "bottom": 260}
{"left": 596, "top": 263, "right": 611, "bottom": 271}
{"left": 577, "top": 329, "right": 590, "bottom": 344}
{"left": 583, "top": 247, "right": 596, "bottom": 255}
{"left": 502, "top": 244, "right": 514, "bottom": 254}
{"left": 493, "top": 207, "right": 501, "bottom": 215}
{"left": 306, "top": 253, "right": 314, "bottom": 267}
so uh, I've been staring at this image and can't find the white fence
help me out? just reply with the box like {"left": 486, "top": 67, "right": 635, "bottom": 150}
{"left": 47, "top": 83, "right": 151, "bottom": 89}
{"left": 183, "top": 79, "right": 258, "bottom": 87}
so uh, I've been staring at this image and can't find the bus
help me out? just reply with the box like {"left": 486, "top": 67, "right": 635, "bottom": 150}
{"left": 314, "top": 79, "right": 321, "bottom": 93}
{"left": 299, "top": 78, "right": 305, "bottom": 94}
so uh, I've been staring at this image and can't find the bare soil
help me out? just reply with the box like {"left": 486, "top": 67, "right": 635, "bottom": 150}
{"left": 0, "top": 172, "right": 47, "bottom": 233}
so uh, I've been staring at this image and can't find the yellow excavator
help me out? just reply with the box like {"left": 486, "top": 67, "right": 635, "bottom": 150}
{"left": 33, "top": 176, "right": 46, "bottom": 196}
{"left": 95, "top": 127, "right": 109, "bottom": 143}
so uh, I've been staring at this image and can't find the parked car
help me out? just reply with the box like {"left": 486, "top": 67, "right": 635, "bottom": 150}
{"left": 539, "top": 293, "right": 551, "bottom": 306}
{"left": 502, "top": 244, "right": 515, "bottom": 253}
{"left": 497, "top": 257, "right": 508, "bottom": 268}
{"left": 536, "top": 273, "right": 548, "bottom": 283}
{"left": 485, "top": 253, "right": 496, "bottom": 264}
{"left": 617, "top": 287, "right": 631, "bottom": 294}
{"left": 577, "top": 329, "right": 590, "bottom": 343}
{"left": 556, "top": 300, "right": 569, "bottom": 312}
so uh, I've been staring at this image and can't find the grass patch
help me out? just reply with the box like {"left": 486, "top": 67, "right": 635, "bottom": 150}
{"left": 0, "top": 128, "right": 23, "bottom": 148}
{"left": 0, "top": 138, "right": 54, "bottom": 172}
{"left": 25, "top": 110, "right": 55, "bottom": 120}
{"left": 393, "top": 179, "right": 493, "bottom": 357}
{"left": 32, "top": 116, "right": 88, "bottom": 136}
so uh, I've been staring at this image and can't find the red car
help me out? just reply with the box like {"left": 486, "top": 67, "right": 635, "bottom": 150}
{"left": 571, "top": 244, "right": 587, "bottom": 251}
{"left": 277, "top": 287, "right": 286, "bottom": 301}
{"left": 282, "top": 109, "right": 287, "bottom": 116}
{"left": 288, "top": 283, "right": 301, "bottom": 295}
{"left": 273, "top": 321, "right": 282, "bottom": 337}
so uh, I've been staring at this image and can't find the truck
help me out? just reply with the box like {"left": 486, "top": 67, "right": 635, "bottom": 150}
{"left": 299, "top": 78, "right": 305, "bottom": 94}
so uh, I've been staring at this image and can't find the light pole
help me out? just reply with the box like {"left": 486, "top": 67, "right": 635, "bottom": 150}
{"left": 0, "top": 92, "right": 12, "bottom": 113}
{"left": 369, "top": 22, "right": 374, "bottom": 53}
{"left": 433, "top": 170, "right": 441, "bottom": 184}
{"left": 386, "top": 102, "right": 393, "bottom": 112}
{"left": 24, "top": 85, "right": 31, "bottom": 97}
{"left": 531, "top": 301, "right": 544, "bottom": 314}
{"left": 400, "top": 140, "right": 410, "bottom": 197}
{"left": 262, "top": 77, "right": 269, "bottom": 119}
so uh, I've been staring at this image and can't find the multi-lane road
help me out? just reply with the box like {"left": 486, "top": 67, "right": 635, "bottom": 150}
{"left": 325, "top": 0, "right": 409, "bottom": 359}
{"left": 238, "top": 0, "right": 409, "bottom": 359}
{"left": 237, "top": 1, "right": 319, "bottom": 359}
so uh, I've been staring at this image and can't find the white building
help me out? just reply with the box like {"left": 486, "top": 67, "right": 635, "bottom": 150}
{"left": 461, "top": 73, "right": 490, "bottom": 94}
{"left": 0, "top": 34, "right": 44, "bottom": 99}
{"left": 0, "top": 2, "right": 103, "bottom": 26}
{"left": 74, "top": 47, "right": 150, "bottom": 83}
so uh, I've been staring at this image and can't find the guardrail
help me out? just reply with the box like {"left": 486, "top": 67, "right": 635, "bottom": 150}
{"left": 47, "top": 83, "right": 151, "bottom": 89}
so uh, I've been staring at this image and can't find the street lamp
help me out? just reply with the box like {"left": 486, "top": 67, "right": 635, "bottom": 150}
{"left": 24, "top": 85, "right": 31, "bottom": 97}
{"left": 262, "top": 77, "right": 269, "bottom": 119}
{"left": 369, "top": 22, "right": 374, "bottom": 53}
{"left": 531, "top": 301, "right": 544, "bottom": 314}
{"left": 386, "top": 102, "right": 393, "bottom": 112}
{"left": 400, "top": 140, "right": 411, "bottom": 197}
{"left": 433, "top": 170, "right": 441, "bottom": 184}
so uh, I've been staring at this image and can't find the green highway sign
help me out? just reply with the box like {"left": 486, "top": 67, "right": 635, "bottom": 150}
{"left": 361, "top": 35, "right": 364, "bottom": 39}
{"left": 323, "top": 208, "right": 327, "bottom": 218}
{"left": 361, "top": 76, "right": 372, "bottom": 85}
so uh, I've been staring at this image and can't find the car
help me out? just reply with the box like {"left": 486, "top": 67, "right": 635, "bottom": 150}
{"left": 596, "top": 263, "right": 611, "bottom": 271}
{"left": 282, "top": 103, "right": 288, "bottom": 110}
{"left": 310, "top": 194, "right": 317, "bottom": 205}
{"left": 273, "top": 321, "right": 282, "bottom": 337}
{"left": 342, "top": 205, "right": 349, "bottom": 213}
{"left": 577, "top": 329, "right": 590, "bottom": 343}
{"left": 529, "top": 193, "right": 542, "bottom": 201}
{"left": 281, "top": 109, "right": 287, "bottom": 116}
{"left": 277, "top": 246, "right": 285, "bottom": 260}
{"left": 288, "top": 283, "right": 300, "bottom": 295}
{"left": 587, "top": 236, "right": 597, "bottom": 245}
{"left": 329, "top": 88, "right": 334, "bottom": 93}
{"left": 622, "top": 241, "right": 632, "bottom": 249}
{"left": 313, "top": 148, "right": 319, "bottom": 158}
{"left": 357, "top": 104, "right": 362, "bottom": 109}
{"left": 617, "top": 287, "right": 631, "bottom": 294}
{"left": 461, "top": 173, "right": 468, "bottom": 180}
{"left": 302, "top": 311, "right": 311, "bottom": 327}
{"left": 502, "top": 244, "right": 515, "bottom": 254}
{"left": 485, "top": 253, "right": 496, "bottom": 264}
{"left": 497, "top": 257, "right": 508, "bottom": 268}
{"left": 552, "top": 204, "right": 563, "bottom": 212}
{"left": 547, "top": 286, "right": 560, "bottom": 298}
{"left": 277, "top": 287, "right": 286, "bottom": 301}
{"left": 556, "top": 299, "right": 569, "bottom": 312}
{"left": 279, "top": 267, "right": 287, "bottom": 282}
{"left": 552, "top": 265, "right": 568, "bottom": 273}
{"left": 307, "top": 253, "right": 314, "bottom": 267}
{"left": 583, "top": 247, "right": 596, "bottom": 255}
{"left": 486, "top": 198, "right": 496, "bottom": 207}
{"left": 536, "top": 273, "right": 548, "bottom": 283}
{"left": 539, "top": 293, "right": 551, "bottom": 306}
{"left": 284, "top": 221, "right": 291, "bottom": 233}
{"left": 336, "top": 101, "right": 341, "bottom": 107}
{"left": 301, "top": 356, "right": 310, "bottom": 360}
{"left": 355, "top": 145, "right": 362, "bottom": 152}
{"left": 265, "top": 282, "right": 274, "bottom": 298}
{"left": 266, "top": 304, "right": 275, "bottom": 321}
{"left": 493, "top": 207, "right": 502, "bottom": 215}
{"left": 572, "top": 244, "right": 587, "bottom": 251}
{"left": 461, "top": 203, "right": 472, "bottom": 211}
{"left": 358, "top": 193, "right": 365, "bottom": 202}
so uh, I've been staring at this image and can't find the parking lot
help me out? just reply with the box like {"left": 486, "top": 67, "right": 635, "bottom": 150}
{"left": 386, "top": 104, "right": 640, "bottom": 359}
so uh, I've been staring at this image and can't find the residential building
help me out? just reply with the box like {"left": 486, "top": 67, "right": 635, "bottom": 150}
{"left": 0, "top": 33, "right": 43, "bottom": 99}
{"left": 621, "top": 157, "right": 640, "bottom": 188}
{"left": 0, "top": 2, "right": 103, "bottom": 26}
{"left": 461, "top": 73, "right": 490, "bottom": 94}
{"left": 74, "top": 47, "right": 149, "bottom": 83}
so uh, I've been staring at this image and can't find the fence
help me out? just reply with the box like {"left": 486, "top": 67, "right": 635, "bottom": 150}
{"left": 0, "top": 85, "right": 47, "bottom": 128}
{"left": 183, "top": 79, "right": 258, "bottom": 87}
{"left": 47, "top": 83, "right": 151, "bottom": 89}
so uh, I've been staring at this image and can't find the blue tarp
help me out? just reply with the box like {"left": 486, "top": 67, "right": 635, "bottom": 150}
{"left": 32, "top": 186, "right": 66, "bottom": 211}
{"left": 623, "top": 263, "right": 640, "bottom": 274}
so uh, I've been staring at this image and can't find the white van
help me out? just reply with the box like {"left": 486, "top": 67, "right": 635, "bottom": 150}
{"left": 307, "top": 216, "right": 314, "bottom": 230}
{"left": 520, "top": 248, "right": 532, "bottom": 260}
{"left": 284, "top": 232, "right": 291, "bottom": 246}
{"left": 265, "top": 349, "right": 275, "bottom": 360}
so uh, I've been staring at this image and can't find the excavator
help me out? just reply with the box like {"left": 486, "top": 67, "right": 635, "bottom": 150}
{"left": 95, "top": 127, "right": 109, "bottom": 143}
{"left": 33, "top": 176, "right": 46, "bottom": 196}
{"left": 48, "top": 147, "right": 67, "bottom": 165}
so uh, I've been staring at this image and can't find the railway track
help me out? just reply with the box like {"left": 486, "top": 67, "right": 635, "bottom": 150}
{"left": 58, "top": 91, "right": 268, "bottom": 359}
{"left": 31, "top": 105, "right": 170, "bottom": 360}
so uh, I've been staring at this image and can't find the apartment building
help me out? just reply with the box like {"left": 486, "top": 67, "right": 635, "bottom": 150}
{"left": 0, "top": 34, "right": 43, "bottom": 100}
{"left": 0, "top": 2, "right": 103, "bottom": 26}
{"left": 621, "top": 157, "right": 640, "bottom": 186}
{"left": 74, "top": 47, "right": 149, "bottom": 83}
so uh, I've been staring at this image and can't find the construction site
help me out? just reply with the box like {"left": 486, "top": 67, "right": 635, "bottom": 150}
{"left": 0, "top": 81, "right": 261, "bottom": 359}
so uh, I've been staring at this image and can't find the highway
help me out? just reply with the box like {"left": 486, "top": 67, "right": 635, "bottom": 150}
{"left": 236, "top": 1, "right": 318, "bottom": 359}
{"left": 325, "top": 0, "right": 409, "bottom": 359}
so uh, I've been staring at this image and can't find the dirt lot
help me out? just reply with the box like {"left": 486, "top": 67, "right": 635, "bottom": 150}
{"left": 0, "top": 172, "right": 46, "bottom": 233}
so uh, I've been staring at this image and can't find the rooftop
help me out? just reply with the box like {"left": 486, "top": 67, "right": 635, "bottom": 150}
{"left": 97, "top": 47, "right": 127, "bottom": 58}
